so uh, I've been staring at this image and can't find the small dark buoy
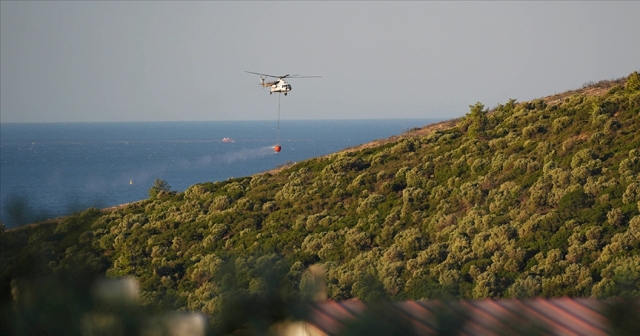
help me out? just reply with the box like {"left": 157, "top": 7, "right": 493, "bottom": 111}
{"left": 274, "top": 145, "right": 282, "bottom": 153}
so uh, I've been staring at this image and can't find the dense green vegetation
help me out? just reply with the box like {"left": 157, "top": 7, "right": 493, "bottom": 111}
{"left": 2, "top": 72, "right": 640, "bottom": 331}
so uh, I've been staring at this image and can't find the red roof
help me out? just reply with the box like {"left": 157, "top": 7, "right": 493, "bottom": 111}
{"left": 303, "top": 297, "right": 640, "bottom": 335}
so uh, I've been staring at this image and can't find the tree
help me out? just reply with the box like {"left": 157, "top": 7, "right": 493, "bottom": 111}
{"left": 466, "top": 102, "right": 489, "bottom": 139}
{"left": 148, "top": 178, "right": 173, "bottom": 199}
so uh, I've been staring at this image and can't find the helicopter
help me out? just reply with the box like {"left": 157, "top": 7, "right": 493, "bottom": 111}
{"left": 245, "top": 71, "right": 321, "bottom": 95}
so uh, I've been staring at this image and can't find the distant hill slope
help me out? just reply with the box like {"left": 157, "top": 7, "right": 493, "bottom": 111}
{"left": 2, "top": 71, "right": 639, "bottom": 330}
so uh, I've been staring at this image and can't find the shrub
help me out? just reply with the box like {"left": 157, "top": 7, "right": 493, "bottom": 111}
{"left": 210, "top": 195, "right": 232, "bottom": 211}
{"left": 559, "top": 188, "right": 592, "bottom": 211}
{"left": 619, "top": 149, "right": 640, "bottom": 182}
{"left": 626, "top": 71, "right": 640, "bottom": 92}
{"left": 552, "top": 116, "right": 572, "bottom": 133}
{"left": 604, "top": 119, "right": 622, "bottom": 134}
{"left": 357, "top": 194, "right": 386, "bottom": 214}
{"left": 623, "top": 183, "right": 640, "bottom": 204}
{"left": 262, "top": 201, "right": 277, "bottom": 213}
{"left": 607, "top": 208, "right": 625, "bottom": 227}
{"left": 522, "top": 123, "right": 547, "bottom": 139}
{"left": 390, "top": 140, "right": 415, "bottom": 155}
{"left": 508, "top": 276, "right": 542, "bottom": 298}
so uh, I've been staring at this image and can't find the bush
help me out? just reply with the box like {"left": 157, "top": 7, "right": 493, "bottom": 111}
{"left": 626, "top": 71, "right": 640, "bottom": 92}
{"left": 552, "top": 116, "right": 572, "bottom": 133}
{"left": 623, "top": 183, "right": 640, "bottom": 205}
{"left": 559, "top": 189, "right": 592, "bottom": 211}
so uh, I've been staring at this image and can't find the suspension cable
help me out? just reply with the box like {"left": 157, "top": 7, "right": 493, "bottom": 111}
{"left": 277, "top": 93, "right": 281, "bottom": 144}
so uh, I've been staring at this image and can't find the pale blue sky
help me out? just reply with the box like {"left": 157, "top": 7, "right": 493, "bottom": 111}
{"left": 1, "top": 1, "right": 638, "bottom": 123}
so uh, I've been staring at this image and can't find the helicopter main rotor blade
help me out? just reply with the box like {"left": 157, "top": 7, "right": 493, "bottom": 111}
{"left": 286, "top": 75, "right": 322, "bottom": 78}
{"left": 245, "top": 71, "right": 280, "bottom": 78}
{"left": 246, "top": 71, "right": 321, "bottom": 79}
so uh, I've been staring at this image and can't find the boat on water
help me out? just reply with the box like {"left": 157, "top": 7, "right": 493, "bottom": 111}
{"left": 222, "top": 137, "right": 235, "bottom": 143}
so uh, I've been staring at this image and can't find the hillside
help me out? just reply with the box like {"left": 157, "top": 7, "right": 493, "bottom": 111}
{"left": 2, "top": 71, "right": 639, "bottom": 332}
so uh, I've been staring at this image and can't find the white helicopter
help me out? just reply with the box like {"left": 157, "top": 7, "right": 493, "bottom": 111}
{"left": 245, "top": 71, "right": 321, "bottom": 95}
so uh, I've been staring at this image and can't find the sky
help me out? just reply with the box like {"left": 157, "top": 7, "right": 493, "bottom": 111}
{"left": 1, "top": 1, "right": 639, "bottom": 123}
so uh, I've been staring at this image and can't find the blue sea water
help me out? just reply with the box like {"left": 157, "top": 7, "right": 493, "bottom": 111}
{"left": 0, "top": 119, "right": 442, "bottom": 227}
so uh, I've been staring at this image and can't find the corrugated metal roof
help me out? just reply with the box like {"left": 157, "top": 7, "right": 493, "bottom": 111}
{"left": 303, "top": 297, "right": 640, "bottom": 335}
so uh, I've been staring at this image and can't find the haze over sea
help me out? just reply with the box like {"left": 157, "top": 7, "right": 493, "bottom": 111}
{"left": 0, "top": 119, "right": 440, "bottom": 227}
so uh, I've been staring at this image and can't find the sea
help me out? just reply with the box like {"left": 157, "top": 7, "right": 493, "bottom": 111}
{"left": 0, "top": 119, "right": 442, "bottom": 228}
